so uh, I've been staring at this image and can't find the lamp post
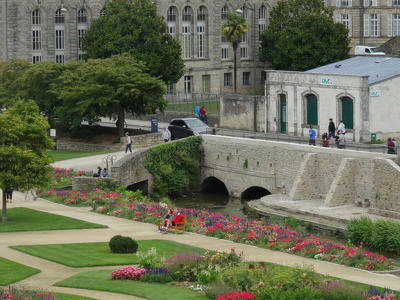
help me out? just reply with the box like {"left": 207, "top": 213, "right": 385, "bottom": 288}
{"left": 236, "top": 5, "right": 257, "bottom": 95}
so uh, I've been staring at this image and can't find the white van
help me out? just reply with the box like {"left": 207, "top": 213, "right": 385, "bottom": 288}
{"left": 354, "top": 45, "right": 385, "bottom": 56}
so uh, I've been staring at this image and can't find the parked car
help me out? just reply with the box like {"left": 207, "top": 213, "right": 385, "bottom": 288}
{"left": 354, "top": 45, "right": 385, "bottom": 56}
{"left": 168, "top": 118, "right": 210, "bottom": 140}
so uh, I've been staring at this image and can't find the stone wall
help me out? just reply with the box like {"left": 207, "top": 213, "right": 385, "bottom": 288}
{"left": 72, "top": 176, "right": 115, "bottom": 192}
{"left": 138, "top": 112, "right": 220, "bottom": 127}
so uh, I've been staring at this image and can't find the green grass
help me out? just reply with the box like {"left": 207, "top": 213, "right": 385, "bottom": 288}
{"left": 167, "top": 100, "right": 219, "bottom": 115}
{"left": 10, "top": 240, "right": 207, "bottom": 267}
{"left": 0, "top": 257, "right": 40, "bottom": 285}
{"left": 54, "top": 269, "right": 208, "bottom": 300}
{"left": 47, "top": 150, "right": 116, "bottom": 162}
{"left": 0, "top": 208, "right": 107, "bottom": 232}
{"left": 50, "top": 293, "right": 96, "bottom": 300}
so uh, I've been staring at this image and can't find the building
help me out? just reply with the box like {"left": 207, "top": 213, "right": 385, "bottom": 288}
{"left": 265, "top": 56, "right": 400, "bottom": 142}
{"left": 0, "top": 0, "right": 399, "bottom": 96}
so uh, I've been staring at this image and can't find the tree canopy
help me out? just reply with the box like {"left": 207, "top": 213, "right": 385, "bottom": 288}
{"left": 0, "top": 100, "right": 54, "bottom": 222}
{"left": 51, "top": 53, "right": 167, "bottom": 136}
{"left": 82, "top": 0, "right": 184, "bottom": 84}
{"left": 260, "top": 0, "right": 350, "bottom": 71}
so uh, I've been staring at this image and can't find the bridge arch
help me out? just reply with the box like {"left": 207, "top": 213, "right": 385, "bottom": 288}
{"left": 200, "top": 176, "right": 229, "bottom": 195}
{"left": 241, "top": 186, "right": 271, "bottom": 200}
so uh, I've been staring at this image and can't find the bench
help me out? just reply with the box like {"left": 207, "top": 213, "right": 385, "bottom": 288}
{"left": 158, "top": 215, "right": 186, "bottom": 234}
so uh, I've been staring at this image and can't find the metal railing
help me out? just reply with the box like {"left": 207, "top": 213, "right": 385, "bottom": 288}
{"left": 165, "top": 92, "right": 221, "bottom": 115}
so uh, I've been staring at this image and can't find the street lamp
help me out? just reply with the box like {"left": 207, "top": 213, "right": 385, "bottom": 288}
{"left": 236, "top": 5, "right": 257, "bottom": 95}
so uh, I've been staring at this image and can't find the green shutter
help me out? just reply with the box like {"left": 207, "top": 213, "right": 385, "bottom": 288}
{"left": 307, "top": 94, "right": 318, "bottom": 125}
{"left": 342, "top": 97, "right": 353, "bottom": 129}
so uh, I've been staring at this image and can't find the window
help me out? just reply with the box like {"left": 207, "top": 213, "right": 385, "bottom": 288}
{"left": 202, "top": 75, "right": 211, "bottom": 92}
{"left": 394, "top": 0, "right": 400, "bottom": 6}
{"left": 197, "top": 6, "right": 206, "bottom": 21}
{"left": 336, "top": 0, "right": 352, "bottom": 7}
{"left": 78, "top": 9, "right": 87, "bottom": 23}
{"left": 259, "top": 6, "right": 266, "bottom": 39}
{"left": 78, "top": 29, "right": 86, "bottom": 49}
{"left": 243, "top": 72, "right": 250, "bottom": 86}
{"left": 364, "top": 14, "right": 380, "bottom": 36}
{"left": 306, "top": 94, "right": 318, "bottom": 125}
{"left": 56, "top": 54, "right": 65, "bottom": 64}
{"left": 197, "top": 26, "right": 205, "bottom": 58}
{"left": 55, "top": 29, "right": 64, "bottom": 50}
{"left": 167, "top": 82, "right": 175, "bottom": 94}
{"left": 100, "top": 8, "right": 105, "bottom": 16}
{"left": 337, "top": 14, "right": 352, "bottom": 36}
{"left": 224, "top": 73, "right": 232, "bottom": 87}
{"left": 363, "top": 0, "right": 377, "bottom": 6}
{"left": 182, "top": 26, "right": 191, "bottom": 58}
{"left": 55, "top": 9, "right": 64, "bottom": 24}
{"left": 240, "top": 35, "right": 248, "bottom": 58}
{"left": 32, "top": 9, "right": 41, "bottom": 25}
{"left": 221, "top": 6, "right": 228, "bottom": 21}
{"left": 261, "top": 71, "right": 266, "bottom": 85}
{"left": 167, "top": 7, "right": 176, "bottom": 22}
{"left": 32, "top": 30, "right": 41, "bottom": 50}
{"left": 32, "top": 55, "right": 41, "bottom": 64}
{"left": 388, "top": 14, "right": 400, "bottom": 36}
{"left": 221, "top": 47, "right": 228, "bottom": 59}
{"left": 184, "top": 76, "right": 192, "bottom": 94}
{"left": 182, "top": 6, "right": 191, "bottom": 22}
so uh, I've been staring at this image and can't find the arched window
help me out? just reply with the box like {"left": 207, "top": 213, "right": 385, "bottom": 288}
{"left": 197, "top": 6, "right": 207, "bottom": 58}
{"left": 55, "top": 9, "right": 65, "bottom": 63}
{"left": 55, "top": 9, "right": 64, "bottom": 24}
{"left": 77, "top": 9, "right": 87, "bottom": 23}
{"left": 306, "top": 94, "right": 318, "bottom": 125}
{"left": 221, "top": 6, "right": 228, "bottom": 21}
{"left": 182, "top": 6, "right": 192, "bottom": 59}
{"left": 259, "top": 5, "right": 266, "bottom": 40}
{"left": 77, "top": 9, "right": 88, "bottom": 59}
{"left": 32, "top": 9, "right": 41, "bottom": 25}
{"left": 167, "top": 7, "right": 177, "bottom": 38}
{"left": 341, "top": 97, "right": 353, "bottom": 129}
{"left": 32, "top": 9, "right": 42, "bottom": 63}
{"left": 100, "top": 7, "right": 106, "bottom": 16}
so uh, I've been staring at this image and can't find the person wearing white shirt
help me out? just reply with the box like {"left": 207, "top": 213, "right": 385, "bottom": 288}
{"left": 337, "top": 120, "right": 346, "bottom": 134}
{"left": 161, "top": 127, "right": 171, "bottom": 142}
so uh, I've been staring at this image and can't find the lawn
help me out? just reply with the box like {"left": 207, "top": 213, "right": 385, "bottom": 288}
{"left": 47, "top": 150, "right": 116, "bottom": 162}
{"left": 0, "top": 208, "right": 107, "bottom": 232}
{"left": 10, "top": 240, "right": 208, "bottom": 267}
{"left": 54, "top": 269, "right": 208, "bottom": 300}
{"left": 0, "top": 257, "right": 40, "bottom": 285}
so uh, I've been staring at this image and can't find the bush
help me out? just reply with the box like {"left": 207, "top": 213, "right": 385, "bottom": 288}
{"left": 96, "top": 178, "right": 120, "bottom": 192}
{"left": 346, "top": 216, "right": 374, "bottom": 247}
{"left": 136, "top": 247, "right": 162, "bottom": 268}
{"left": 110, "top": 266, "right": 146, "bottom": 280}
{"left": 162, "top": 252, "right": 205, "bottom": 281}
{"left": 109, "top": 235, "right": 138, "bottom": 254}
{"left": 139, "top": 268, "right": 173, "bottom": 283}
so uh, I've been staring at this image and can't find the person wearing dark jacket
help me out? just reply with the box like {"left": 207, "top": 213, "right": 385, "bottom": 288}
{"left": 328, "top": 118, "right": 336, "bottom": 139}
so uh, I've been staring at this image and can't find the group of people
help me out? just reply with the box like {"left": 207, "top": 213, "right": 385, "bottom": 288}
{"left": 93, "top": 166, "right": 109, "bottom": 178}
{"left": 159, "top": 208, "right": 183, "bottom": 234}
{"left": 194, "top": 104, "right": 207, "bottom": 124}
{"left": 308, "top": 119, "right": 347, "bottom": 148}
{"left": 5, "top": 187, "right": 38, "bottom": 202}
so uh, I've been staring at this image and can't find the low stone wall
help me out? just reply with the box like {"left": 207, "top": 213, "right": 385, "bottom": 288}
{"left": 57, "top": 132, "right": 162, "bottom": 152}
{"left": 136, "top": 112, "right": 220, "bottom": 127}
{"left": 72, "top": 176, "right": 116, "bottom": 192}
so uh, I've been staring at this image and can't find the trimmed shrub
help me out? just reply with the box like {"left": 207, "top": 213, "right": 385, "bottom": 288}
{"left": 109, "top": 235, "right": 138, "bottom": 254}
{"left": 110, "top": 266, "right": 146, "bottom": 280}
{"left": 139, "top": 268, "right": 172, "bottom": 283}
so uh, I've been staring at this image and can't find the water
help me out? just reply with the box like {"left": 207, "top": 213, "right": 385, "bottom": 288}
{"left": 173, "top": 192, "right": 248, "bottom": 218}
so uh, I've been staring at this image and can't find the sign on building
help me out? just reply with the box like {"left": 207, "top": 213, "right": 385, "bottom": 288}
{"left": 321, "top": 77, "right": 333, "bottom": 85}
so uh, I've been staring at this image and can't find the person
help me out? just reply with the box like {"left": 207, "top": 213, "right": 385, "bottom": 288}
{"left": 321, "top": 132, "right": 329, "bottom": 147}
{"left": 338, "top": 120, "right": 346, "bottom": 135}
{"left": 328, "top": 118, "right": 336, "bottom": 139}
{"left": 93, "top": 166, "right": 102, "bottom": 177}
{"left": 200, "top": 106, "right": 207, "bottom": 124}
{"left": 308, "top": 125, "right": 316, "bottom": 146}
{"left": 212, "top": 124, "right": 218, "bottom": 135}
{"left": 387, "top": 137, "right": 396, "bottom": 154}
{"left": 159, "top": 209, "right": 175, "bottom": 233}
{"left": 100, "top": 168, "right": 110, "bottom": 178}
{"left": 161, "top": 127, "right": 171, "bottom": 143}
{"left": 338, "top": 130, "right": 346, "bottom": 149}
{"left": 166, "top": 209, "right": 183, "bottom": 229}
{"left": 125, "top": 132, "right": 132, "bottom": 153}
{"left": 6, "top": 187, "right": 14, "bottom": 203}
{"left": 194, "top": 104, "right": 201, "bottom": 117}
{"left": 24, "top": 188, "right": 37, "bottom": 201}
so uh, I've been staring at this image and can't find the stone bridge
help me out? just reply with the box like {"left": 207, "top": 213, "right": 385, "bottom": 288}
{"left": 73, "top": 135, "right": 400, "bottom": 219}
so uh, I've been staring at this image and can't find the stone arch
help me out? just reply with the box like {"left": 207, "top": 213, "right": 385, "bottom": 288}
{"left": 127, "top": 180, "right": 149, "bottom": 196}
{"left": 241, "top": 186, "right": 271, "bottom": 200}
{"left": 200, "top": 176, "right": 229, "bottom": 195}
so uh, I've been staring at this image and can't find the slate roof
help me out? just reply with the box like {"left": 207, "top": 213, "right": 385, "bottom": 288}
{"left": 305, "top": 56, "right": 400, "bottom": 85}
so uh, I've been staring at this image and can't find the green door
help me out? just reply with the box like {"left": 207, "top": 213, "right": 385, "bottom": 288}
{"left": 307, "top": 94, "right": 318, "bottom": 125}
{"left": 341, "top": 97, "right": 353, "bottom": 129}
{"left": 280, "top": 94, "right": 287, "bottom": 134}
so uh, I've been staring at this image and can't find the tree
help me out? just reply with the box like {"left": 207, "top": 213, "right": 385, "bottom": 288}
{"left": 221, "top": 13, "right": 248, "bottom": 93}
{"left": 260, "top": 0, "right": 350, "bottom": 71}
{"left": 0, "top": 100, "right": 54, "bottom": 222}
{"left": 82, "top": 0, "right": 184, "bottom": 85}
{"left": 52, "top": 53, "right": 166, "bottom": 137}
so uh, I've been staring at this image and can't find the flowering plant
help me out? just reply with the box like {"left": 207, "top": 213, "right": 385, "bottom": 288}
{"left": 110, "top": 266, "right": 146, "bottom": 280}
{"left": 216, "top": 291, "right": 256, "bottom": 300}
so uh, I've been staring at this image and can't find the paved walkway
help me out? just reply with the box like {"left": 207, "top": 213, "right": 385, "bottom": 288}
{"left": 1, "top": 154, "right": 400, "bottom": 299}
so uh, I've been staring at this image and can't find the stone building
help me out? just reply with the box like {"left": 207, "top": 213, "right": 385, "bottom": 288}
{"left": 0, "top": 0, "right": 399, "bottom": 96}
{"left": 265, "top": 56, "right": 400, "bottom": 142}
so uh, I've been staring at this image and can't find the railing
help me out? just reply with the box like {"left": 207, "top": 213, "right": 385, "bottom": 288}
{"left": 165, "top": 92, "right": 221, "bottom": 115}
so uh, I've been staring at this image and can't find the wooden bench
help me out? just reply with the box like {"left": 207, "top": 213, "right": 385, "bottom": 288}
{"left": 158, "top": 215, "right": 186, "bottom": 234}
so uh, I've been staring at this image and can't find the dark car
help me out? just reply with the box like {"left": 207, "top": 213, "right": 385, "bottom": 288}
{"left": 168, "top": 118, "right": 210, "bottom": 140}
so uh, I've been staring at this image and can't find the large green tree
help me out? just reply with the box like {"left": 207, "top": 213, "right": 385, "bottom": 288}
{"left": 52, "top": 53, "right": 166, "bottom": 137}
{"left": 82, "top": 0, "right": 184, "bottom": 85}
{"left": 221, "top": 12, "right": 248, "bottom": 93}
{"left": 260, "top": 0, "right": 350, "bottom": 71}
{"left": 0, "top": 100, "right": 54, "bottom": 222}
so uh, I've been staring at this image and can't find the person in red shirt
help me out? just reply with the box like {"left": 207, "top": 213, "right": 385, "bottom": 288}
{"left": 199, "top": 106, "right": 207, "bottom": 124}
{"left": 166, "top": 209, "right": 183, "bottom": 228}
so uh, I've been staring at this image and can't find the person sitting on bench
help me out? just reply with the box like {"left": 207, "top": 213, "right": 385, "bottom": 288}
{"left": 166, "top": 209, "right": 183, "bottom": 228}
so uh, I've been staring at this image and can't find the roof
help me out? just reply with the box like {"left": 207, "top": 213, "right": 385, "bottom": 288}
{"left": 305, "top": 56, "right": 400, "bottom": 85}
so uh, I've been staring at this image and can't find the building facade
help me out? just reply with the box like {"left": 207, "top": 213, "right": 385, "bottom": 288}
{"left": 0, "top": 0, "right": 398, "bottom": 96}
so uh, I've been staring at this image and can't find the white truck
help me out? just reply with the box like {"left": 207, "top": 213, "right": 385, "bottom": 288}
{"left": 354, "top": 45, "right": 385, "bottom": 56}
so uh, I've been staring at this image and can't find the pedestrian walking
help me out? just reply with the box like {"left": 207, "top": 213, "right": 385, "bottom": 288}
{"left": 338, "top": 120, "right": 346, "bottom": 135}
{"left": 387, "top": 137, "right": 396, "bottom": 154}
{"left": 161, "top": 127, "right": 171, "bottom": 142}
{"left": 200, "top": 106, "right": 207, "bottom": 124}
{"left": 328, "top": 118, "right": 336, "bottom": 139}
{"left": 308, "top": 125, "right": 316, "bottom": 146}
{"left": 194, "top": 104, "right": 201, "bottom": 117}
{"left": 125, "top": 132, "right": 132, "bottom": 153}
{"left": 6, "top": 187, "right": 14, "bottom": 203}
{"left": 24, "top": 188, "right": 37, "bottom": 201}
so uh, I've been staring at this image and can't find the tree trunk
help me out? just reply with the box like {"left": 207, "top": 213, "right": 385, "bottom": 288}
{"left": 2, "top": 189, "right": 7, "bottom": 222}
{"left": 233, "top": 45, "right": 238, "bottom": 94}
{"left": 117, "top": 108, "right": 125, "bottom": 137}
